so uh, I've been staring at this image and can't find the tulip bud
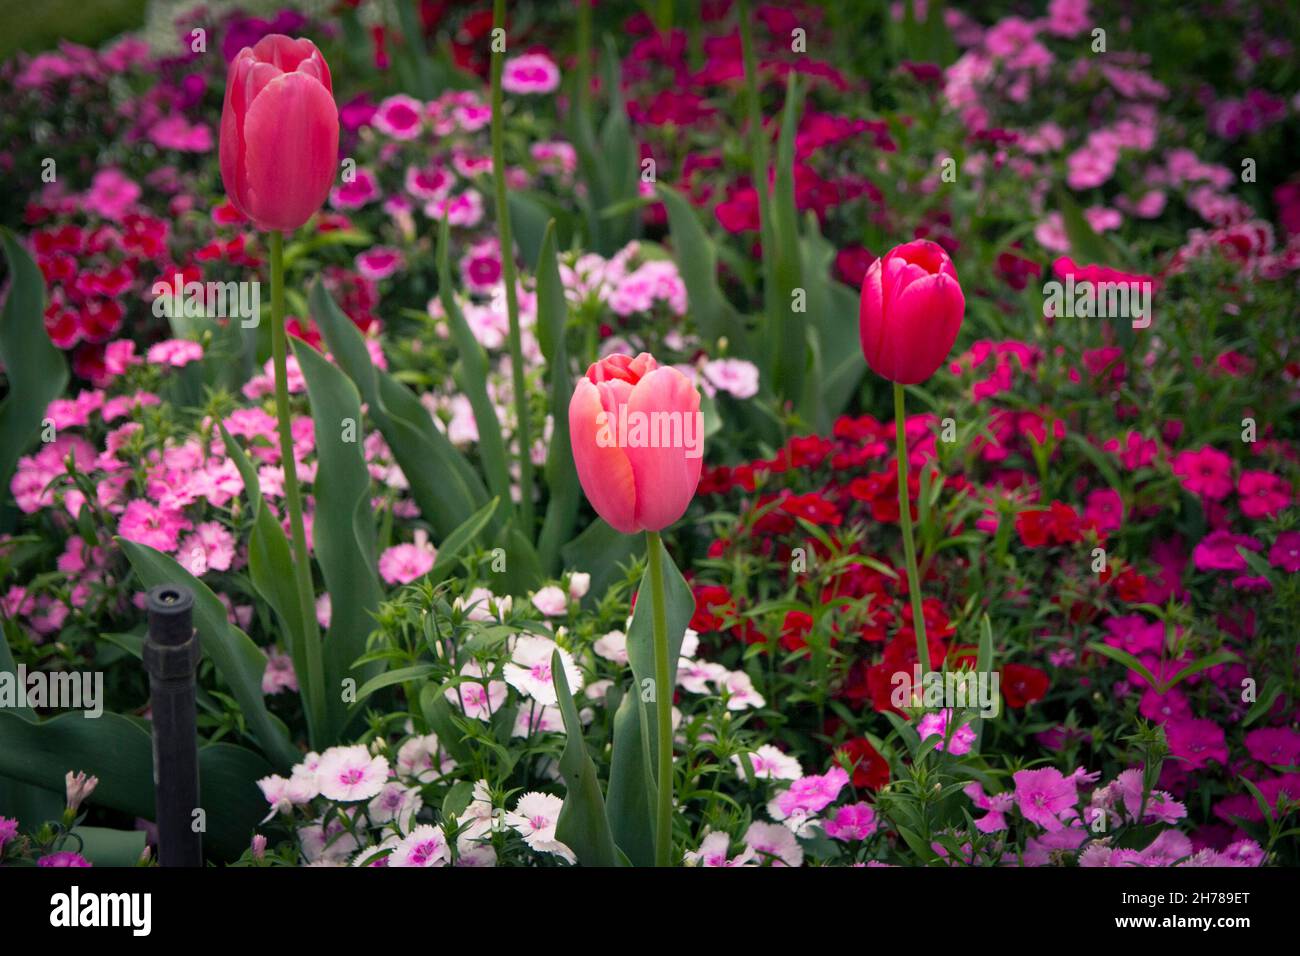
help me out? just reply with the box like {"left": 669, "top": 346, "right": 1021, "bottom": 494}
{"left": 568, "top": 352, "right": 704, "bottom": 534}
{"left": 219, "top": 35, "right": 340, "bottom": 232}
{"left": 858, "top": 239, "right": 965, "bottom": 385}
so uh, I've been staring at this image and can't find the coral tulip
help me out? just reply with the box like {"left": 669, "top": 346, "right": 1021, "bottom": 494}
{"left": 568, "top": 350, "right": 702, "bottom": 868}
{"left": 219, "top": 35, "right": 339, "bottom": 232}
{"left": 568, "top": 352, "right": 703, "bottom": 535}
{"left": 858, "top": 239, "right": 965, "bottom": 385}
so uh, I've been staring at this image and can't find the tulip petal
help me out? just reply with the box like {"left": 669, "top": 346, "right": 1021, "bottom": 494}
{"left": 240, "top": 72, "right": 340, "bottom": 231}
{"left": 569, "top": 379, "right": 639, "bottom": 534}
{"left": 623, "top": 366, "right": 702, "bottom": 532}
{"left": 890, "top": 272, "right": 965, "bottom": 383}
{"left": 251, "top": 34, "right": 331, "bottom": 91}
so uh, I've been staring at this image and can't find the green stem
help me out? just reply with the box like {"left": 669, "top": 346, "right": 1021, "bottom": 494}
{"left": 268, "top": 230, "right": 325, "bottom": 744}
{"left": 646, "top": 530, "right": 674, "bottom": 867}
{"left": 576, "top": 0, "right": 592, "bottom": 118}
{"left": 738, "top": 0, "right": 770, "bottom": 217}
{"left": 738, "top": 0, "right": 779, "bottom": 377}
{"left": 491, "top": 0, "right": 534, "bottom": 538}
{"left": 893, "top": 381, "right": 931, "bottom": 679}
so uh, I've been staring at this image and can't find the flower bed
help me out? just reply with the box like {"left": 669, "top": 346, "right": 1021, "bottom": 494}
{"left": 0, "top": 0, "right": 1297, "bottom": 870}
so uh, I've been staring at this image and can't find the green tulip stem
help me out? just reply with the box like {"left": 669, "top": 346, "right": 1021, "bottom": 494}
{"left": 893, "top": 381, "right": 931, "bottom": 681}
{"left": 268, "top": 229, "right": 325, "bottom": 744}
{"left": 646, "top": 530, "right": 675, "bottom": 867}
{"left": 490, "top": 0, "right": 534, "bottom": 538}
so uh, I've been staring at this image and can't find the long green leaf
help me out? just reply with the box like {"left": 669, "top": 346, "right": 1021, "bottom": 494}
{"left": 560, "top": 518, "right": 644, "bottom": 602}
{"left": 118, "top": 539, "right": 299, "bottom": 770}
{"left": 1086, "top": 641, "right": 1160, "bottom": 690}
{"left": 436, "top": 215, "right": 514, "bottom": 513}
{"left": 292, "top": 339, "right": 386, "bottom": 740}
{"left": 353, "top": 664, "right": 436, "bottom": 707}
{"left": 218, "top": 424, "right": 323, "bottom": 744}
{"left": 418, "top": 682, "right": 473, "bottom": 765}
{"left": 552, "top": 649, "right": 626, "bottom": 866}
{"left": 800, "top": 212, "right": 864, "bottom": 428}
{"left": 71, "top": 826, "right": 148, "bottom": 866}
{"left": 534, "top": 220, "right": 581, "bottom": 575}
{"left": 767, "top": 74, "right": 807, "bottom": 409}
{"left": 656, "top": 183, "right": 747, "bottom": 350}
{"left": 506, "top": 191, "right": 552, "bottom": 271}
{"left": 0, "top": 227, "right": 68, "bottom": 495}
{"left": 428, "top": 497, "right": 500, "bottom": 585}
{"left": 0, "top": 621, "right": 35, "bottom": 721}
{"left": 0, "top": 711, "right": 275, "bottom": 860}
{"left": 604, "top": 534, "right": 695, "bottom": 866}
{"left": 309, "top": 279, "right": 487, "bottom": 538}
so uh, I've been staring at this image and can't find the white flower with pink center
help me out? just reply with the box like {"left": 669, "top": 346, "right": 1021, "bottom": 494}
{"left": 503, "top": 634, "right": 582, "bottom": 705}
{"left": 743, "top": 821, "right": 804, "bottom": 867}
{"left": 300, "top": 817, "right": 361, "bottom": 864}
{"left": 356, "top": 245, "right": 405, "bottom": 281}
{"left": 456, "top": 835, "right": 498, "bottom": 867}
{"left": 684, "top": 831, "right": 757, "bottom": 867}
{"left": 390, "top": 824, "right": 449, "bottom": 867}
{"left": 677, "top": 659, "right": 727, "bottom": 695}
{"left": 315, "top": 745, "right": 389, "bottom": 802}
{"left": 404, "top": 164, "right": 453, "bottom": 202}
{"left": 512, "top": 705, "right": 565, "bottom": 737}
{"left": 350, "top": 836, "right": 401, "bottom": 867}
{"left": 458, "top": 780, "right": 498, "bottom": 841}
{"left": 505, "top": 792, "right": 574, "bottom": 862}
{"left": 732, "top": 744, "right": 803, "bottom": 781}
{"left": 395, "top": 733, "right": 456, "bottom": 783}
{"left": 452, "top": 101, "right": 492, "bottom": 132}
{"left": 459, "top": 238, "right": 503, "bottom": 294}
{"left": 721, "top": 670, "right": 765, "bottom": 710}
{"left": 424, "top": 189, "right": 484, "bottom": 228}
{"left": 372, "top": 94, "right": 425, "bottom": 140}
{"left": 330, "top": 167, "right": 381, "bottom": 210}
{"left": 368, "top": 782, "right": 423, "bottom": 831}
{"left": 446, "top": 661, "right": 508, "bottom": 720}
{"left": 450, "top": 153, "right": 491, "bottom": 180}
{"left": 501, "top": 53, "right": 560, "bottom": 95}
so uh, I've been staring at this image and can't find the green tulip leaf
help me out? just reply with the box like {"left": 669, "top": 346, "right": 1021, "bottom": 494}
{"left": 552, "top": 649, "right": 627, "bottom": 866}
{"left": 604, "top": 535, "right": 694, "bottom": 866}
{"left": 118, "top": 538, "right": 299, "bottom": 771}
{"left": 292, "top": 338, "right": 386, "bottom": 740}
{"left": 0, "top": 227, "right": 69, "bottom": 497}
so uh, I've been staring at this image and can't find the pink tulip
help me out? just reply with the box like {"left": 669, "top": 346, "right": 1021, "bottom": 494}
{"left": 219, "top": 35, "right": 339, "bottom": 232}
{"left": 568, "top": 353, "right": 703, "bottom": 534}
{"left": 858, "top": 239, "right": 966, "bottom": 385}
